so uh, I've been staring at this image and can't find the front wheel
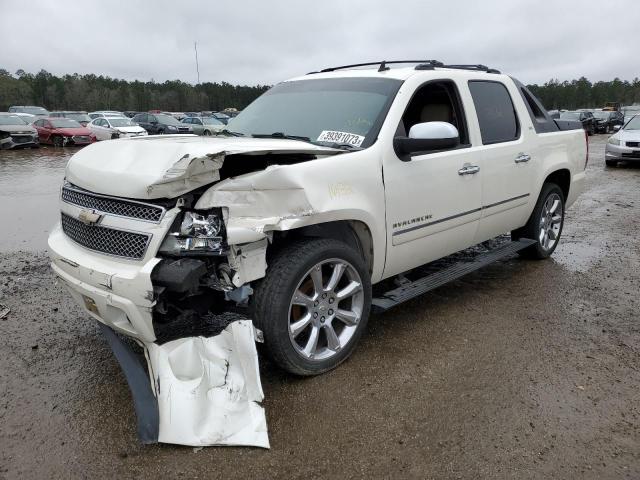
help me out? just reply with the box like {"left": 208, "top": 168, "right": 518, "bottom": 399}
{"left": 512, "top": 183, "right": 565, "bottom": 259}
{"left": 203, "top": 129, "right": 211, "bottom": 136}
{"left": 252, "top": 238, "right": 371, "bottom": 376}
{"left": 605, "top": 159, "right": 618, "bottom": 167}
{"left": 52, "top": 135, "right": 64, "bottom": 147}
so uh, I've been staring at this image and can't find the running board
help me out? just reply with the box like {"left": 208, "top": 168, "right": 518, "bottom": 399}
{"left": 372, "top": 239, "right": 536, "bottom": 313}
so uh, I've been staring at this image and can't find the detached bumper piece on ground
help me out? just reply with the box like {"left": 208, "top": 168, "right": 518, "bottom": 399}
{"left": 100, "top": 317, "right": 269, "bottom": 448}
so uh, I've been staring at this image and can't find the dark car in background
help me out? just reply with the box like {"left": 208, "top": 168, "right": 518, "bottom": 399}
{"left": 50, "top": 111, "right": 92, "bottom": 126}
{"left": 0, "top": 113, "right": 39, "bottom": 149}
{"left": 560, "top": 111, "right": 596, "bottom": 135}
{"left": 592, "top": 110, "right": 624, "bottom": 133}
{"left": 32, "top": 118, "right": 96, "bottom": 147}
{"left": 8, "top": 105, "right": 50, "bottom": 118}
{"left": 131, "top": 112, "right": 193, "bottom": 135}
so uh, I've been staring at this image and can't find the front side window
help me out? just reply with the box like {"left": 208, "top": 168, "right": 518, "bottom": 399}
{"left": 469, "top": 81, "right": 520, "bottom": 144}
{"left": 230, "top": 77, "right": 402, "bottom": 148}
{"left": 398, "top": 80, "right": 469, "bottom": 147}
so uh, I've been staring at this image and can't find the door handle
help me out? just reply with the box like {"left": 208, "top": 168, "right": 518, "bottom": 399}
{"left": 458, "top": 165, "right": 480, "bottom": 175}
{"left": 515, "top": 153, "right": 531, "bottom": 163}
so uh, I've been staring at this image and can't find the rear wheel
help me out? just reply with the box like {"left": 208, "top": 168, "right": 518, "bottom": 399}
{"left": 512, "top": 183, "right": 565, "bottom": 259}
{"left": 203, "top": 129, "right": 211, "bottom": 136}
{"left": 52, "top": 135, "right": 64, "bottom": 147}
{"left": 252, "top": 238, "right": 371, "bottom": 376}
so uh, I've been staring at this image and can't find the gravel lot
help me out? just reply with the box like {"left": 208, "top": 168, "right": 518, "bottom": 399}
{"left": 1, "top": 135, "right": 638, "bottom": 479}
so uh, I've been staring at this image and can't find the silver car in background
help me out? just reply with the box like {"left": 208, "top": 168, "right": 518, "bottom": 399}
{"left": 605, "top": 115, "right": 640, "bottom": 167}
{"left": 0, "top": 113, "right": 39, "bottom": 149}
{"left": 180, "top": 116, "right": 226, "bottom": 135}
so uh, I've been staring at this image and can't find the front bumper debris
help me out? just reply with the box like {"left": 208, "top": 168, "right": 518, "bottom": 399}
{"left": 100, "top": 317, "right": 269, "bottom": 448}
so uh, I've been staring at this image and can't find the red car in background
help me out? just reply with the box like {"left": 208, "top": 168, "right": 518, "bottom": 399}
{"left": 33, "top": 117, "right": 96, "bottom": 147}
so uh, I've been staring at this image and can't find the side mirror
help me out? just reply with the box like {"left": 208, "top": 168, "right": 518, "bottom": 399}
{"left": 394, "top": 121, "right": 460, "bottom": 159}
{"left": 613, "top": 125, "right": 621, "bottom": 132}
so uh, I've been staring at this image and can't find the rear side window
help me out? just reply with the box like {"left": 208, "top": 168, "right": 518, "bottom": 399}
{"left": 469, "top": 80, "right": 519, "bottom": 144}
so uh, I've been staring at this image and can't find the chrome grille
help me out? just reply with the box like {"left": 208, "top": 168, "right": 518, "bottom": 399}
{"left": 62, "top": 185, "right": 165, "bottom": 222}
{"left": 61, "top": 213, "right": 150, "bottom": 260}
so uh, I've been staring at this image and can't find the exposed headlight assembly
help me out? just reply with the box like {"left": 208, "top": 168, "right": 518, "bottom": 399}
{"left": 159, "top": 210, "right": 225, "bottom": 255}
{"left": 608, "top": 136, "right": 621, "bottom": 146}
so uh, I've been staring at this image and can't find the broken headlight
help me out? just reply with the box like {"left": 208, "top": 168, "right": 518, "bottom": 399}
{"left": 159, "top": 210, "right": 225, "bottom": 255}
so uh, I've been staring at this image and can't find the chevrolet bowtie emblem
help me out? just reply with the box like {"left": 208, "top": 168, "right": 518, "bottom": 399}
{"left": 78, "top": 209, "right": 102, "bottom": 225}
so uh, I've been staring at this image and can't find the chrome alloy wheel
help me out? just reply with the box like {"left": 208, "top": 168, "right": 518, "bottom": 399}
{"left": 539, "top": 193, "right": 563, "bottom": 251}
{"left": 288, "top": 259, "right": 364, "bottom": 361}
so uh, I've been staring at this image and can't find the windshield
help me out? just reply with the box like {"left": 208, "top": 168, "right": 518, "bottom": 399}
{"left": 203, "top": 117, "right": 223, "bottom": 125}
{"left": 229, "top": 77, "right": 402, "bottom": 148}
{"left": 156, "top": 114, "right": 181, "bottom": 126}
{"left": 24, "top": 106, "right": 49, "bottom": 115}
{"left": 624, "top": 116, "right": 640, "bottom": 130}
{"left": 50, "top": 118, "right": 82, "bottom": 128}
{"left": 66, "top": 112, "right": 91, "bottom": 122}
{"left": 109, "top": 118, "right": 135, "bottom": 127}
{"left": 592, "top": 111, "right": 610, "bottom": 119}
{"left": 0, "top": 115, "right": 28, "bottom": 126}
{"left": 560, "top": 112, "right": 581, "bottom": 121}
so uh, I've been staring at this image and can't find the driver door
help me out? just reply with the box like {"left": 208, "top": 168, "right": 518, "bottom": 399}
{"left": 382, "top": 79, "right": 482, "bottom": 277}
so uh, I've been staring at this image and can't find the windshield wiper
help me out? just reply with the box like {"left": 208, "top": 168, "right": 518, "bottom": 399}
{"left": 252, "top": 132, "right": 311, "bottom": 142}
{"left": 318, "top": 142, "right": 363, "bottom": 151}
{"left": 218, "top": 129, "right": 245, "bottom": 137}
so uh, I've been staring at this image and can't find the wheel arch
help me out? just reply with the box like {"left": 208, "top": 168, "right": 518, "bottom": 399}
{"left": 543, "top": 168, "right": 571, "bottom": 200}
{"left": 271, "top": 220, "right": 375, "bottom": 276}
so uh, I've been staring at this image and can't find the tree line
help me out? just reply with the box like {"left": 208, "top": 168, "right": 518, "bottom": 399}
{"left": 0, "top": 69, "right": 269, "bottom": 112}
{"left": 1, "top": 69, "right": 639, "bottom": 112}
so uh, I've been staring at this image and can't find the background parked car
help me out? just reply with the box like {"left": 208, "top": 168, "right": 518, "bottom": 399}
{"left": 132, "top": 112, "right": 192, "bottom": 134}
{"left": 50, "top": 111, "right": 92, "bottom": 126}
{"left": 8, "top": 106, "right": 50, "bottom": 118}
{"left": 0, "top": 113, "right": 39, "bottom": 149}
{"left": 211, "top": 112, "right": 231, "bottom": 125}
{"left": 123, "top": 111, "right": 141, "bottom": 118}
{"left": 559, "top": 111, "right": 596, "bottom": 135}
{"left": 605, "top": 114, "right": 640, "bottom": 166}
{"left": 88, "top": 111, "right": 125, "bottom": 120}
{"left": 32, "top": 118, "right": 96, "bottom": 147}
{"left": 13, "top": 112, "right": 37, "bottom": 124}
{"left": 88, "top": 117, "right": 148, "bottom": 140}
{"left": 181, "top": 116, "right": 225, "bottom": 135}
{"left": 591, "top": 110, "right": 624, "bottom": 133}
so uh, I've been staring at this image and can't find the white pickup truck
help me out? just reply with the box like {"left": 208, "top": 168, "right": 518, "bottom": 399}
{"left": 49, "top": 60, "right": 587, "bottom": 376}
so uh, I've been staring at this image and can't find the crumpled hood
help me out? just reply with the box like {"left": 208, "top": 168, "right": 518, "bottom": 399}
{"left": 65, "top": 135, "right": 342, "bottom": 199}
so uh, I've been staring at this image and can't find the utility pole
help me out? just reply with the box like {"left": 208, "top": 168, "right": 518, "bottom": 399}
{"left": 194, "top": 42, "right": 200, "bottom": 84}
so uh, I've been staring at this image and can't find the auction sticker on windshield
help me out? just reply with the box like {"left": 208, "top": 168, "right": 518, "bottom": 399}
{"left": 317, "top": 130, "right": 365, "bottom": 147}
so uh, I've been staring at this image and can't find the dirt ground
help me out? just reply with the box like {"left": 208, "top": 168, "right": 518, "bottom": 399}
{"left": 1, "top": 135, "right": 638, "bottom": 479}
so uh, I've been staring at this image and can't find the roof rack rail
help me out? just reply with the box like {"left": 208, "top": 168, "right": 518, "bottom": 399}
{"left": 441, "top": 64, "right": 501, "bottom": 74}
{"left": 308, "top": 60, "right": 444, "bottom": 74}
{"left": 307, "top": 60, "right": 500, "bottom": 75}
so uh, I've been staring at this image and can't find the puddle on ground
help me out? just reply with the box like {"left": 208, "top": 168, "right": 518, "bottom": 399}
{"left": 552, "top": 241, "right": 605, "bottom": 273}
{"left": 0, "top": 147, "right": 73, "bottom": 251}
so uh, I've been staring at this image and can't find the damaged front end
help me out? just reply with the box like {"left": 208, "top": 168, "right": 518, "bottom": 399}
{"left": 50, "top": 137, "right": 346, "bottom": 447}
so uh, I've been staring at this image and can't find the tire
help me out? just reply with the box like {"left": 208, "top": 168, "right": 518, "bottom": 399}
{"left": 587, "top": 125, "right": 594, "bottom": 136}
{"left": 605, "top": 159, "right": 618, "bottom": 167}
{"left": 52, "top": 135, "right": 64, "bottom": 147}
{"left": 252, "top": 238, "right": 372, "bottom": 376}
{"left": 512, "top": 183, "right": 565, "bottom": 259}
{"left": 203, "top": 130, "right": 211, "bottom": 136}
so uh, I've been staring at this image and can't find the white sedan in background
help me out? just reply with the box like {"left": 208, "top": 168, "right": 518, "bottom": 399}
{"left": 88, "top": 117, "right": 148, "bottom": 140}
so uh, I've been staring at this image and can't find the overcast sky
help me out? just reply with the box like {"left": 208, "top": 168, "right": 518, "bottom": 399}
{"left": 1, "top": 0, "right": 638, "bottom": 87}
